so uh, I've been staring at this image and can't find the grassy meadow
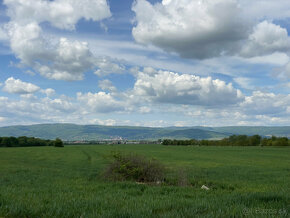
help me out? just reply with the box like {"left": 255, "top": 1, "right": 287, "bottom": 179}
{"left": 0, "top": 144, "right": 289, "bottom": 217}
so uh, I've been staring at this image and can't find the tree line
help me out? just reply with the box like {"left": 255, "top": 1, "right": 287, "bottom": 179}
{"left": 0, "top": 136, "right": 63, "bottom": 147}
{"left": 162, "top": 135, "right": 289, "bottom": 146}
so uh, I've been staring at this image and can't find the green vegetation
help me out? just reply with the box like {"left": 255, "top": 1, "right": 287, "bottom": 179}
{"left": 163, "top": 135, "right": 290, "bottom": 146}
{"left": 54, "top": 138, "right": 64, "bottom": 147}
{"left": 0, "top": 144, "right": 289, "bottom": 217}
{"left": 208, "top": 126, "right": 290, "bottom": 138}
{"left": 105, "top": 152, "right": 165, "bottom": 183}
{"left": 0, "top": 124, "right": 229, "bottom": 140}
{"left": 0, "top": 136, "right": 63, "bottom": 147}
{"left": 1, "top": 124, "right": 289, "bottom": 140}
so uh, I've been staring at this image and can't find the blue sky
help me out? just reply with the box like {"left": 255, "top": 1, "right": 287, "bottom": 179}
{"left": 0, "top": 0, "right": 289, "bottom": 127}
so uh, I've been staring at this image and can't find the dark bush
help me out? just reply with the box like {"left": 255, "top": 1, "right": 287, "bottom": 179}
{"left": 105, "top": 152, "right": 165, "bottom": 183}
{"left": 0, "top": 136, "right": 56, "bottom": 147}
{"left": 54, "top": 138, "right": 64, "bottom": 147}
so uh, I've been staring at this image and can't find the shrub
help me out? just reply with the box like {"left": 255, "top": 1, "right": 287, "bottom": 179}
{"left": 54, "top": 138, "right": 64, "bottom": 147}
{"left": 104, "top": 152, "right": 165, "bottom": 183}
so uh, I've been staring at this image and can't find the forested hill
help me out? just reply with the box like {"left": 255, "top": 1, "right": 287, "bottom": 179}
{"left": 0, "top": 124, "right": 289, "bottom": 140}
{"left": 202, "top": 126, "right": 290, "bottom": 137}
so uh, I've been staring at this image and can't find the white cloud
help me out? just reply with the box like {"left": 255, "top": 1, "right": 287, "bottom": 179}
{"left": 94, "top": 57, "right": 125, "bottom": 76}
{"left": 0, "top": 94, "right": 76, "bottom": 125}
{"left": 240, "top": 21, "right": 290, "bottom": 57}
{"left": 243, "top": 52, "right": 289, "bottom": 66}
{"left": 132, "top": 0, "right": 290, "bottom": 60}
{"left": 41, "top": 88, "right": 56, "bottom": 97}
{"left": 20, "top": 93, "right": 37, "bottom": 99}
{"left": 0, "top": 87, "right": 289, "bottom": 127}
{"left": 90, "top": 118, "right": 117, "bottom": 126}
{"left": 2, "top": 77, "right": 40, "bottom": 94}
{"left": 132, "top": 0, "right": 250, "bottom": 59}
{"left": 7, "top": 22, "right": 95, "bottom": 80}
{"left": 41, "top": 96, "right": 75, "bottom": 113}
{"left": 6, "top": 23, "right": 125, "bottom": 80}
{"left": 36, "top": 37, "right": 95, "bottom": 80}
{"left": 3, "top": 0, "right": 114, "bottom": 81}
{"left": 132, "top": 69, "right": 244, "bottom": 106}
{"left": 7, "top": 22, "right": 51, "bottom": 66}
{"left": 179, "top": 90, "right": 290, "bottom": 126}
{"left": 4, "top": 0, "right": 111, "bottom": 30}
{"left": 98, "top": 79, "right": 117, "bottom": 92}
{"left": 77, "top": 92, "right": 124, "bottom": 113}
{"left": 234, "top": 77, "right": 255, "bottom": 90}
{"left": 240, "top": 91, "right": 290, "bottom": 116}
{"left": 139, "top": 106, "right": 151, "bottom": 114}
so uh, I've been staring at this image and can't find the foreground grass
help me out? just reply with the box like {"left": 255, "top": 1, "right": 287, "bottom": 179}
{"left": 0, "top": 145, "right": 289, "bottom": 217}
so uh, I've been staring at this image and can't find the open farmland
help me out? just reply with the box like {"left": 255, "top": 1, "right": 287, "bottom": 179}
{"left": 0, "top": 145, "right": 289, "bottom": 217}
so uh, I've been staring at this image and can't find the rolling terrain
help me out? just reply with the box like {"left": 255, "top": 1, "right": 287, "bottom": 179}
{"left": 0, "top": 123, "right": 289, "bottom": 140}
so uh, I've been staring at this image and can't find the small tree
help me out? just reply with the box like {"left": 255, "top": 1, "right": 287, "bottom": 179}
{"left": 54, "top": 138, "right": 64, "bottom": 147}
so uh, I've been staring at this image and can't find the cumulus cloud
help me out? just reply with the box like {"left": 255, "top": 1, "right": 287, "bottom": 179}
{"left": 41, "top": 88, "right": 56, "bottom": 97}
{"left": 77, "top": 92, "right": 124, "bottom": 113}
{"left": 175, "top": 90, "right": 290, "bottom": 126}
{"left": 6, "top": 21, "right": 95, "bottom": 80}
{"left": 36, "top": 37, "right": 95, "bottom": 80}
{"left": 240, "top": 21, "right": 290, "bottom": 57}
{"left": 41, "top": 96, "right": 75, "bottom": 113}
{"left": 132, "top": 69, "right": 244, "bottom": 106}
{"left": 0, "top": 94, "right": 75, "bottom": 124}
{"left": 5, "top": 22, "right": 124, "bottom": 80}
{"left": 0, "top": 90, "right": 128, "bottom": 126}
{"left": 2, "top": 77, "right": 40, "bottom": 94}
{"left": 98, "top": 79, "right": 117, "bottom": 92}
{"left": 132, "top": 0, "right": 249, "bottom": 59}
{"left": 7, "top": 22, "right": 51, "bottom": 66}
{"left": 132, "top": 0, "right": 290, "bottom": 60}
{"left": 4, "top": 0, "right": 111, "bottom": 30}
{"left": 240, "top": 91, "right": 290, "bottom": 116}
{"left": 3, "top": 0, "right": 115, "bottom": 81}
{"left": 94, "top": 57, "right": 125, "bottom": 76}
{"left": 0, "top": 87, "right": 289, "bottom": 126}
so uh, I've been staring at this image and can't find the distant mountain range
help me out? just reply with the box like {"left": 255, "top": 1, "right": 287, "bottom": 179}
{"left": 0, "top": 124, "right": 289, "bottom": 140}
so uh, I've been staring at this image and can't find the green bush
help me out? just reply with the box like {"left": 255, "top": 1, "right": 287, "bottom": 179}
{"left": 105, "top": 152, "right": 165, "bottom": 183}
{"left": 54, "top": 138, "right": 64, "bottom": 147}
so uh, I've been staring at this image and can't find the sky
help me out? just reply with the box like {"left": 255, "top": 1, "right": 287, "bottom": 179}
{"left": 0, "top": 0, "right": 289, "bottom": 127}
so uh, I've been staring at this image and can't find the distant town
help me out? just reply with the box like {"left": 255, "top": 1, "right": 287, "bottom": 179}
{"left": 64, "top": 139, "right": 162, "bottom": 145}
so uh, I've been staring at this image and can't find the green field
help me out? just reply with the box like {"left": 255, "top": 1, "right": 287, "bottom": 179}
{"left": 0, "top": 145, "right": 289, "bottom": 217}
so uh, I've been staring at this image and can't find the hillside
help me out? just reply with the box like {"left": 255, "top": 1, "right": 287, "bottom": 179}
{"left": 0, "top": 124, "right": 288, "bottom": 140}
{"left": 0, "top": 124, "right": 227, "bottom": 140}
{"left": 202, "top": 126, "right": 290, "bottom": 138}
